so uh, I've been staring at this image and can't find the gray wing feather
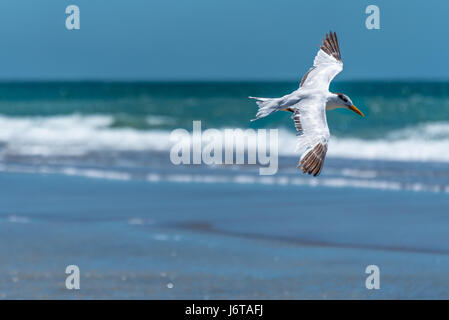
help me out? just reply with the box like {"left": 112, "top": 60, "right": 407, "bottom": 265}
{"left": 299, "top": 31, "right": 343, "bottom": 89}
{"left": 290, "top": 97, "right": 330, "bottom": 176}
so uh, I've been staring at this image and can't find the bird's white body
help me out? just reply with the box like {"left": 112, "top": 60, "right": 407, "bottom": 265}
{"left": 250, "top": 32, "right": 362, "bottom": 176}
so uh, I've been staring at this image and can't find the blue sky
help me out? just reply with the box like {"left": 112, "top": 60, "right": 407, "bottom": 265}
{"left": 0, "top": 0, "right": 447, "bottom": 80}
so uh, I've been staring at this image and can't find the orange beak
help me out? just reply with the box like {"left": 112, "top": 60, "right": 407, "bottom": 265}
{"left": 348, "top": 105, "right": 364, "bottom": 117}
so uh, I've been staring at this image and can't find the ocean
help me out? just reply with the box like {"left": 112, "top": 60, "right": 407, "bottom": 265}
{"left": 1, "top": 81, "right": 449, "bottom": 299}
{"left": 1, "top": 81, "right": 449, "bottom": 191}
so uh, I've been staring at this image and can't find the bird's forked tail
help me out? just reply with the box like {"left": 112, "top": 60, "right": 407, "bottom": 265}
{"left": 249, "top": 96, "right": 282, "bottom": 121}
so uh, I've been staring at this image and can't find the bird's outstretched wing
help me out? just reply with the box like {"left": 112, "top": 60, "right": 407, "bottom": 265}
{"left": 299, "top": 32, "right": 343, "bottom": 90}
{"left": 291, "top": 98, "right": 330, "bottom": 176}
{"left": 298, "top": 141, "right": 328, "bottom": 176}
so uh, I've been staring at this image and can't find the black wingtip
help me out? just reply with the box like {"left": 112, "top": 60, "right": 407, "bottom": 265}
{"left": 320, "top": 31, "right": 341, "bottom": 61}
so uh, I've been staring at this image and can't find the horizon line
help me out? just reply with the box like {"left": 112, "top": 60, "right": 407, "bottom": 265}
{"left": 0, "top": 78, "right": 447, "bottom": 83}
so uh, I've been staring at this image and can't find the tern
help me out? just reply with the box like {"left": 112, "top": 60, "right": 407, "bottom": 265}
{"left": 250, "top": 32, "right": 364, "bottom": 176}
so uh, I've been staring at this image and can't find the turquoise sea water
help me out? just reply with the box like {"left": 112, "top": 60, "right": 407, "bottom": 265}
{"left": 0, "top": 81, "right": 449, "bottom": 192}
{"left": 1, "top": 81, "right": 449, "bottom": 299}
{"left": 1, "top": 81, "right": 449, "bottom": 137}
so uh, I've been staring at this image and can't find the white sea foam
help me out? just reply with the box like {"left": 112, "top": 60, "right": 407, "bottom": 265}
{"left": 1, "top": 114, "right": 449, "bottom": 163}
{"left": 59, "top": 167, "right": 131, "bottom": 180}
{"left": 277, "top": 123, "right": 449, "bottom": 162}
{"left": 0, "top": 162, "right": 445, "bottom": 193}
{"left": 0, "top": 163, "right": 132, "bottom": 181}
{"left": 0, "top": 114, "right": 172, "bottom": 156}
{"left": 140, "top": 172, "right": 447, "bottom": 193}
{"left": 8, "top": 215, "right": 30, "bottom": 223}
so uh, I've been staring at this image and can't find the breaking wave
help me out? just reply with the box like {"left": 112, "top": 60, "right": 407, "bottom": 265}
{"left": 1, "top": 114, "right": 449, "bottom": 163}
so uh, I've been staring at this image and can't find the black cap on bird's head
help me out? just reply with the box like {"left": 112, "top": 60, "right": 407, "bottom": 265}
{"left": 335, "top": 92, "right": 364, "bottom": 117}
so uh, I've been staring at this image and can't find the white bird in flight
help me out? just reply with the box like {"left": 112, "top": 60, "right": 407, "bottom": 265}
{"left": 250, "top": 31, "right": 364, "bottom": 176}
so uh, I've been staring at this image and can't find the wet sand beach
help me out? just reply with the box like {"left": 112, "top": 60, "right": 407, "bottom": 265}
{"left": 1, "top": 172, "right": 448, "bottom": 299}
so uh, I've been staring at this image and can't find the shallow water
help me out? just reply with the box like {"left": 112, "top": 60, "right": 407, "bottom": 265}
{"left": 1, "top": 172, "right": 448, "bottom": 299}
